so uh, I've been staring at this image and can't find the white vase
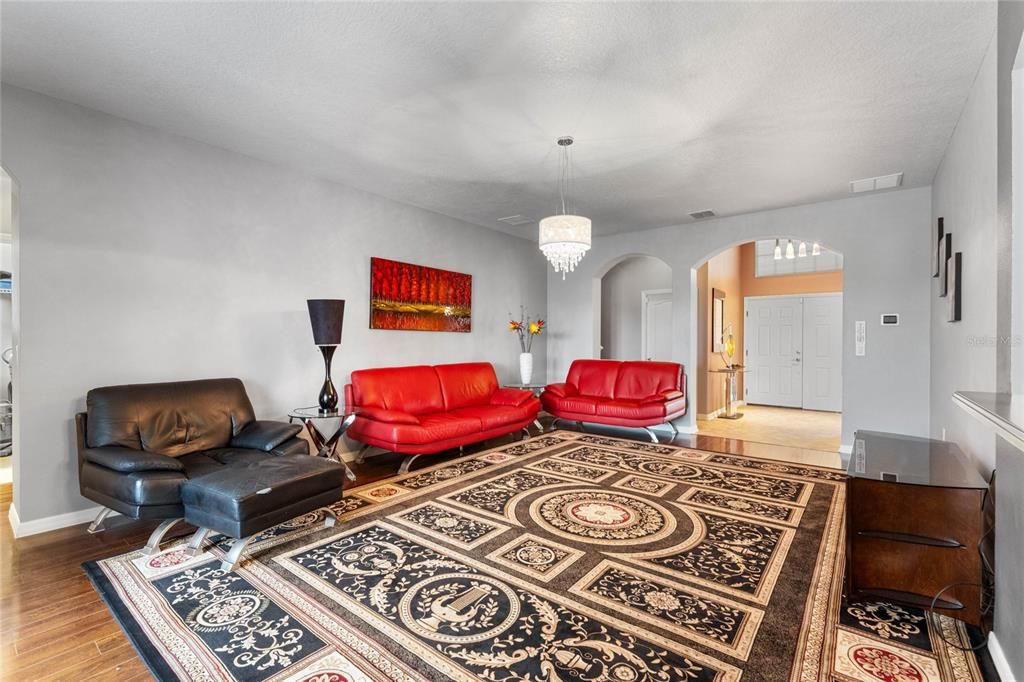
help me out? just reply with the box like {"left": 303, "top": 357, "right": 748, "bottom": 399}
{"left": 519, "top": 352, "right": 533, "bottom": 385}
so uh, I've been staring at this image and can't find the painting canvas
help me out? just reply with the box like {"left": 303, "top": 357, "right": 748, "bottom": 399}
{"left": 939, "top": 232, "right": 952, "bottom": 297}
{"left": 948, "top": 251, "right": 962, "bottom": 322}
{"left": 933, "top": 217, "right": 944, "bottom": 277}
{"left": 370, "top": 257, "right": 472, "bottom": 332}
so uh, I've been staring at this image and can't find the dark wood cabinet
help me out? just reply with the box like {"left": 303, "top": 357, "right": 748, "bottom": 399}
{"left": 845, "top": 430, "right": 989, "bottom": 626}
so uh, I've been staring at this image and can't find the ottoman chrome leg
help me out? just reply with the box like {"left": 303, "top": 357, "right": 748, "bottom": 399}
{"left": 141, "top": 518, "right": 183, "bottom": 556}
{"left": 87, "top": 507, "right": 114, "bottom": 534}
{"left": 183, "top": 527, "right": 214, "bottom": 558}
{"left": 323, "top": 507, "right": 339, "bottom": 528}
{"left": 642, "top": 427, "right": 660, "bottom": 443}
{"left": 532, "top": 419, "right": 543, "bottom": 432}
{"left": 220, "top": 535, "right": 255, "bottom": 573}
{"left": 342, "top": 461, "right": 357, "bottom": 482}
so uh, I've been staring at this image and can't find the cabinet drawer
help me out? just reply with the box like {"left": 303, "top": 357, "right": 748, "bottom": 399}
{"left": 847, "top": 479, "right": 983, "bottom": 545}
{"left": 847, "top": 536, "right": 981, "bottom": 621}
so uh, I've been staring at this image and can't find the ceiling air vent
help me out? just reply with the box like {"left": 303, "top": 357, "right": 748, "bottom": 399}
{"left": 688, "top": 209, "right": 716, "bottom": 220}
{"left": 496, "top": 214, "right": 534, "bottom": 227}
{"left": 850, "top": 172, "right": 903, "bottom": 193}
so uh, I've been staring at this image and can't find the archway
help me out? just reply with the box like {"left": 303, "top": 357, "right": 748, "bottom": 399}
{"left": 691, "top": 237, "right": 845, "bottom": 453}
{"left": 597, "top": 255, "right": 673, "bottom": 361}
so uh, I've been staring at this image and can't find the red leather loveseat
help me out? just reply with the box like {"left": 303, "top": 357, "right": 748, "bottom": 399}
{"left": 541, "top": 360, "right": 686, "bottom": 442}
{"left": 345, "top": 362, "right": 541, "bottom": 473}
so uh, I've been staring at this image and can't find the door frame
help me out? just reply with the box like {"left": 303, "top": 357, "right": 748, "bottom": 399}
{"left": 742, "top": 292, "right": 842, "bottom": 409}
{"left": 640, "top": 288, "right": 672, "bottom": 362}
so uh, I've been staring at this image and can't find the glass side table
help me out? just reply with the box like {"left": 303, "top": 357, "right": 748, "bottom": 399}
{"left": 288, "top": 407, "right": 357, "bottom": 481}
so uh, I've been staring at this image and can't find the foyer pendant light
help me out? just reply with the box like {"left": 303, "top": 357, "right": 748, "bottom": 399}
{"left": 798, "top": 241, "right": 808, "bottom": 258}
{"left": 773, "top": 239, "right": 782, "bottom": 260}
{"left": 539, "top": 136, "right": 591, "bottom": 279}
{"left": 785, "top": 239, "right": 796, "bottom": 259}
{"left": 812, "top": 242, "right": 821, "bottom": 256}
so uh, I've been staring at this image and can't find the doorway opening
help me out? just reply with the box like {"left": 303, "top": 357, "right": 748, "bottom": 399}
{"left": 695, "top": 239, "right": 843, "bottom": 453}
{"left": 0, "top": 169, "right": 15, "bottom": 491}
{"left": 599, "top": 255, "right": 672, "bottom": 360}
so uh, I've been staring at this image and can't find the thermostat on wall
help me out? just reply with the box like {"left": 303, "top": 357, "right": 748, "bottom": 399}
{"left": 880, "top": 314, "right": 900, "bottom": 326}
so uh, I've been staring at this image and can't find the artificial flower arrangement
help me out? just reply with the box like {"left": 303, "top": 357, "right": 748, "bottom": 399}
{"left": 508, "top": 308, "right": 545, "bottom": 352}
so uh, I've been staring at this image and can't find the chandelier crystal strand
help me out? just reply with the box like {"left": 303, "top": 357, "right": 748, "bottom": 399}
{"left": 540, "top": 136, "right": 591, "bottom": 278}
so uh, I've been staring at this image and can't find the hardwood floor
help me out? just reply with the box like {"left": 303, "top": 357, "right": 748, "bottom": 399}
{"left": 0, "top": 423, "right": 840, "bottom": 681}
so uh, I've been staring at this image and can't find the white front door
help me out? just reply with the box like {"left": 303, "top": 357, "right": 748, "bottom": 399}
{"left": 744, "top": 296, "right": 803, "bottom": 408}
{"left": 642, "top": 290, "right": 673, "bottom": 361}
{"left": 802, "top": 294, "right": 843, "bottom": 411}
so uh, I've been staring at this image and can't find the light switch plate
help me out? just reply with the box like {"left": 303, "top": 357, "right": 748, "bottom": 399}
{"left": 855, "top": 321, "right": 866, "bottom": 356}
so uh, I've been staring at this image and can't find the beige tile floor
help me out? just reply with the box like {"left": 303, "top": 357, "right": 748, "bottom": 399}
{"left": 698, "top": 404, "right": 842, "bottom": 457}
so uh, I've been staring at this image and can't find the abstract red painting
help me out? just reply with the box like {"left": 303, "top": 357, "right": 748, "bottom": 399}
{"left": 369, "top": 257, "right": 472, "bottom": 332}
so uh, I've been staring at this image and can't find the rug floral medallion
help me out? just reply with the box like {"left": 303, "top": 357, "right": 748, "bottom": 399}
{"left": 84, "top": 431, "right": 986, "bottom": 682}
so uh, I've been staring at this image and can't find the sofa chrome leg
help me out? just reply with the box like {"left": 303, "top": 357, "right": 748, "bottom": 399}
{"left": 323, "top": 507, "right": 339, "bottom": 528}
{"left": 220, "top": 535, "right": 255, "bottom": 572}
{"left": 141, "top": 518, "right": 183, "bottom": 556}
{"left": 355, "top": 444, "right": 372, "bottom": 464}
{"left": 183, "top": 527, "right": 213, "bottom": 558}
{"left": 576, "top": 421, "right": 586, "bottom": 433}
{"left": 520, "top": 427, "right": 531, "bottom": 440}
{"left": 342, "top": 461, "right": 357, "bottom": 482}
{"left": 668, "top": 421, "right": 679, "bottom": 436}
{"left": 532, "top": 419, "right": 543, "bottom": 433}
{"left": 399, "top": 454, "right": 421, "bottom": 475}
{"left": 642, "top": 427, "right": 660, "bottom": 443}
{"left": 87, "top": 507, "right": 114, "bottom": 534}
{"left": 549, "top": 418, "right": 561, "bottom": 432}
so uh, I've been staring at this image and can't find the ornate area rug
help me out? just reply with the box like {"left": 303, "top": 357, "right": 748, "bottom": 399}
{"left": 84, "top": 431, "right": 985, "bottom": 681}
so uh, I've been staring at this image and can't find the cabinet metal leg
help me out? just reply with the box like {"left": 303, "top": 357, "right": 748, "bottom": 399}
{"left": 87, "top": 507, "right": 114, "bottom": 534}
{"left": 141, "top": 518, "right": 183, "bottom": 556}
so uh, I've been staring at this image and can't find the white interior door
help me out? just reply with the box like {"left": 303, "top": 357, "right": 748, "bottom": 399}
{"left": 801, "top": 294, "right": 843, "bottom": 411}
{"left": 744, "top": 296, "right": 803, "bottom": 408}
{"left": 642, "top": 290, "right": 673, "bottom": 361}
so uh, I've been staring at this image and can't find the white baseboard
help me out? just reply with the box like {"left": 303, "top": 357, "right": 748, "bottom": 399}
{"left": 989, "top": 631, "right": 1016, "bottom": 682}
{"left": 838, "top": 443, "right": 853, "bottom": 455}
{"left": 8, "top": 502, "right": 118, "bottom": 538}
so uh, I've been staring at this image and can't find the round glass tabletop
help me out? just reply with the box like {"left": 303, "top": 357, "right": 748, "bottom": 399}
{"left": 289, "top": 406, "right": 350, "bottom": 420}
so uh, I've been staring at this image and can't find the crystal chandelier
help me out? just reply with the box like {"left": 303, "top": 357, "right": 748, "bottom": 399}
{"left": 540, "top": 136, "right": 591, "bottom": 278}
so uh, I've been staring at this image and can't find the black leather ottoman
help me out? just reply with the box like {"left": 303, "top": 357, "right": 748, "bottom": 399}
{"left": 180, "top": 456, "right": 345, "bottom": 571}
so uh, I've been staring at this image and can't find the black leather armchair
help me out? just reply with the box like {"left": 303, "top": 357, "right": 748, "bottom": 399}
{"left": 77, "top": 378, "right": 308, "bottom": 554}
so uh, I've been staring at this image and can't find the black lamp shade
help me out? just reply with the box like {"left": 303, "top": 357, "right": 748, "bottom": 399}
{"left": 307, "top": 299, "right": 345, "bottom": 346}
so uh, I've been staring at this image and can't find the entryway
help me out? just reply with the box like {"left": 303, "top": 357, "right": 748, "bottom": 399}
{"left": 695, "top": 239, "right": 843, "bottom": 452}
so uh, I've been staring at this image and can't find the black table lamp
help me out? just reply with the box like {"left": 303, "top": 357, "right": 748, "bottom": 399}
{"left": 307, "top": 299, "right": 345, "bottom": 414}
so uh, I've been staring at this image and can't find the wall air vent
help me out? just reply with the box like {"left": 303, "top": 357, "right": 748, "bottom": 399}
{"left": 496, "top": 214, "right": 534, "bottom": 227}
{"left": 688, "top": 209, "right": 716, "bottom": 220}
{"left": 850, "top": 172, "right": 903, "bottom": 194}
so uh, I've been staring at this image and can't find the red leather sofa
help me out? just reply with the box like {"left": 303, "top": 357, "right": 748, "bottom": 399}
{"left": 345, "top": 362, "right": 541, "bottom": 472}
{"left": 541, "top": 359, "right": 686, "bottom": 442}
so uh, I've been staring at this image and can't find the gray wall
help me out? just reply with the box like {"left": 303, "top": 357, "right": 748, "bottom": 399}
{"left": 599, "top": 256, "right": 672, "bottom": 360}
{"left": 0, "top": 85, "right": 548, "bottom": 524}
{"left": 930, "top": 34, "right": 999, "bottom": 473}
{"left": 546, "top": 188, "right": 933, "bottom": 448}
{"left": 995, "top": 1, "right": 1024, "bottom": 675}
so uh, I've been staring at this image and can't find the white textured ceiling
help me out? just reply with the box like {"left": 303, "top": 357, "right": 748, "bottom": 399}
{"left": 1, "top": 2, "right": 995, "bottom": 238}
